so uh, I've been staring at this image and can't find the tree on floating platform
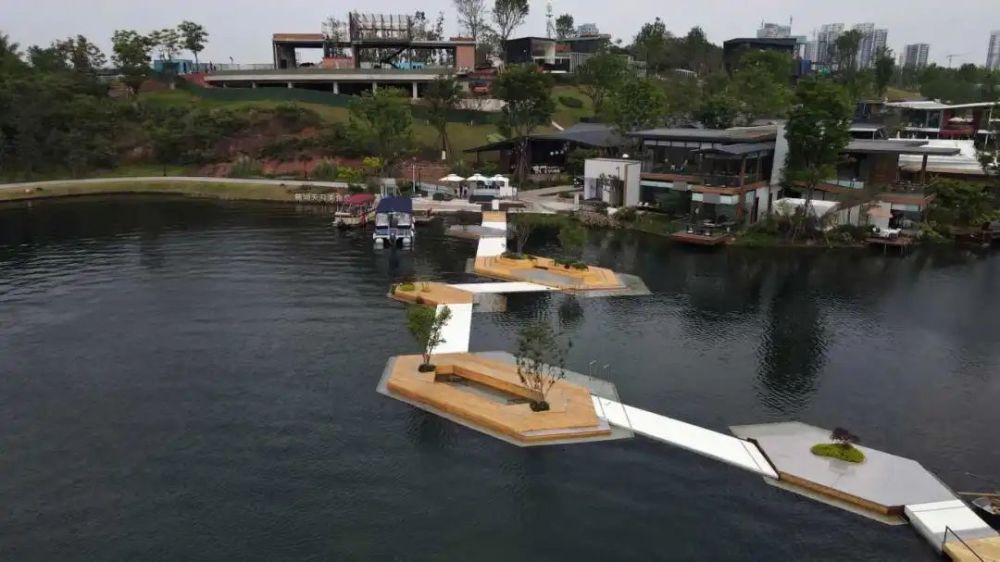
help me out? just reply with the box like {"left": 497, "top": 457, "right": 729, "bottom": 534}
{"left": 515, "top": 319, "right": 571, "bottom": 412}
{"left": 811, "top": 426, "right": 865, "bottom": 463}
{"left": 406, "top": 304, "right": 452, "bottom": 373}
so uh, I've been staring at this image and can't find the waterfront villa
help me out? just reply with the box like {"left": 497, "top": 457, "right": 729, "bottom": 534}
{"left": 626, "top": 125, "right": 783, "bottom": 244}
{"left": 885, "top": 100, "right": 999, "bottom": 146}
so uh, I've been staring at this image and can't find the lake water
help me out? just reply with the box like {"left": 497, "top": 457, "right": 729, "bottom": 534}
{"left": 1, "top": 196, "right": 997, "bottom": 561}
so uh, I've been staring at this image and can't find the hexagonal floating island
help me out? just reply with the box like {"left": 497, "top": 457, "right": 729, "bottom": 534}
{"left": 377, "top": 351, "right": 632, "bottom": 447}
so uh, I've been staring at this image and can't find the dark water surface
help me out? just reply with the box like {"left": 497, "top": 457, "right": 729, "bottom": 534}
{"left": 1, "top": 196, "right": 997, "bottom": 561}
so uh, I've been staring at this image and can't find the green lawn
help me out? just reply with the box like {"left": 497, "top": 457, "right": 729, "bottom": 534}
{"left": 0, "top": 180, "right": 296, "bottom": 203}
{"left": 551, "top": 85, "right": 595, "bottom": 128}
{"left": 811, "top": 443, "right": 865, "bottom": 463}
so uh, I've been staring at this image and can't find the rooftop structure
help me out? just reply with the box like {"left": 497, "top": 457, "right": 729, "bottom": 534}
{"left": 757, "top": 22, "right": 791, "bottom": 39}
{"left": 503, "top": 34, "right": 615, "bottom": 74}
{"left": 464, "top": 123, "right": 622, "bottom": 174}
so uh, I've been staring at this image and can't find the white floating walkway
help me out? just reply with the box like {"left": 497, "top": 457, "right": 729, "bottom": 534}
{"left": 591, "top": 396, "right": 779, "bottom": 479}
{"left": 450, "top": 282, "right": 557, "bottom": 294}
{"left": 433, "top": 303, "right": 473, "bottom": 354}
{"left": 476, "top": 236, "right": 507, "bottom": 257}
{"left": 906, "top": 500, "right": 999, "bottom": 553}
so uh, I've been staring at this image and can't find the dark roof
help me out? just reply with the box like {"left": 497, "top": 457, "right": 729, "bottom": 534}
{"left": 464, "top": 123, "right": 621, "bottom": 153}
{"left": 628, "top": 125, "right": 778, "bottom": 143}
{"left": 723, "top": 37, "right": 798, "bottom": 49}
{"left": 376, "top": 196, "right": 413, "bottom": 214}
{"left": 696, "top": 142, "right": 776, "bottom": 156}
{"left": 844, "top": 140, "right": 962, "bottom": 156}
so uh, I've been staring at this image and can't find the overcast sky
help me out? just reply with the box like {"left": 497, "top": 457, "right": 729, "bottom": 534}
{"left": 2, "top": 0, "right": 998, "bottom": 67}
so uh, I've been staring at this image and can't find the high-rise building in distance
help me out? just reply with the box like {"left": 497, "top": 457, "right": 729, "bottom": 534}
{"left": 854, "top": 23, "right": 888, "bottom": 69}
{"left": 987, "top": 30, "right": 1000, "bottom": 70}
{"left": 814, "top": 23, "right": 845, "bottom": 65}
{"left": 902, "top": 43, "right": 930, "bottom": 69}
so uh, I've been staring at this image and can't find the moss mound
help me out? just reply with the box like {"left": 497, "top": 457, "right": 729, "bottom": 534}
{"left": 811, "top": 443, "right": 865, "bottom": 463}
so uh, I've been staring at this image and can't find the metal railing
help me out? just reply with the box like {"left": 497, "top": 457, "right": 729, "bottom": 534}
{"left": 942, "top": 526, "right": 986, "bottom": 562}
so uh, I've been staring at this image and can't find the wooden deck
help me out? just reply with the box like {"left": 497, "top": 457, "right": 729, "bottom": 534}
{"left": 867, "top": 236, "right": 914, "bottom": 254}
{"left": 392, "top": 282, "right": 475, "bottom": 306}
{"left": 945, "top": 535, "right": 1000, "bottom": 562}
{"left": 473, "top": 255, "right": 625, "bottom": 291}
{"left": 670, "top": 230, "right": 734, "bottom": 246}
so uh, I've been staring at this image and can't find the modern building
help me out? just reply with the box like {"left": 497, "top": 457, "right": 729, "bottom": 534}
{"left": 987, "top": 30, "right": 1000, "bottom": 70}
{"left": 582, "top": 159, "right": 641, "bottom": 207}
{"left": 722, "top": 37, "right": 800, "bottom": 74}
{"left": 203, "top": 12, "right": 477, "bottom": 98}
{"left": 901, "top": 43, "right": 930, "bottom": 69}
{"left": 886, "top": 100, "right": 1000, "bottom": 146}
{"left": 503, "top": 34, "right": 613, "bottom": 74}
{"left": 464, "top": 123, "right": 622, "bottom": 174}
{"left": 757, "top": 23, "right": 791, "bottom": 39}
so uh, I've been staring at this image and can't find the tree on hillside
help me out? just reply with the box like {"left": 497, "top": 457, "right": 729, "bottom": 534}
{"left": 60, "top": 35, "right": 107, "bottom": 74}
{"left": 555, "top": 14, "right": 575, "bottom": 40}
{"left": 347, "top": 89, "right": 414, "bottom": 170}
{"left": 149, "top": 28, "right": 181, "bottom": 62}
{"left": 730, "top": 50, "right": 793, "bottom": 124}
{"left": 492, "top": 0, "right": 529, "bottom": 57}
{"left": 604, "top": 77, "right": 668, "bottom": 136}
{"left": 874, "top": 47, "right": 894, "bottom": 98}
{"left": 631, "top": 17, "right": 670, "bottom": 75}
{"left": 785, "top": 78, "right": 853, "bottom": 225}
{"left": 660, "top": 72, "right": 702, "bottom": 123}
{"left": 177, "top": 21, "right": 209, "bottom": 66}
{"left": 698, "top": 91, "right": 739, "bottom": 129}
{"left": 492, "top": 64, "right": 554, "bottom": 184}
{"left": 425, "top": 75, "right": 462, "bottom": 160}
{"left": 0, "top": 33, "right": 28, "bottom": 76}
{"left": 111, "top": 30, "right": 152, "bottom": 94}
{"left": 678, "top": 27, "right": 718, "bottom": 76}
{"left": 575, "top": 52, "right": 628, "bottom": 113}
{"left": 454, "top": 0, "right": 489, "bottom": 42}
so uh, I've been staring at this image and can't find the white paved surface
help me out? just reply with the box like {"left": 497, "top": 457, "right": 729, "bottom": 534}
{"left": 450, "top": 282, "right": 556, "bottom": 294}
{"left": 591, "top": 396, "right": 779, "bottom": 479}
{"left": 434, "top": 303, "right": 473, "bottom": 354}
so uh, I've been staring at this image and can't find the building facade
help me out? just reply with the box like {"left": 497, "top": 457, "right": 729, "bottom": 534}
{"left": 902, "top": 43, "right": 930, "bottom": 69}
{"left": 854, "top": 23, "right": 888, "bottom": 69}
{"left": 988, "top": 30, "right": 1000, "bottom": 70}
{"left": 814, "top": 23, "right": 845, "bottom": 66}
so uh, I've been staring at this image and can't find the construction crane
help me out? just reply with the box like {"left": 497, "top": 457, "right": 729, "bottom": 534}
{"left": 945, "top": 53, "right": 967, "bottom": 68}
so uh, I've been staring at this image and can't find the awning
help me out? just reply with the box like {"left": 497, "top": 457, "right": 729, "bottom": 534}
{"left": 344, "top": 193, "right": 375, "bottom": 206}
{"left": 375, "top": 196, "right": 413, "bottom": 214}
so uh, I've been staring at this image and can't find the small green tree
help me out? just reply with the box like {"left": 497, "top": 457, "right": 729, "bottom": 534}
{"left": 425, "top": 75, "right": 462, "bottom": 160}
{"left": 575, "top": 52, "right": 628, "bottom": 114}
{"left": 730, "top": 50, "right": 793, "bottom": 124}
{"left": 406, "top": 304, "right": 453, "bottom": 372}
{"left": 874, "top": 47, "right": 895, "bottom": 98}
{"left": 492, "top": 64, "right": 555, "bottom": 185}
{"left": 348, "top": 89, "right": 413, "bottom": 168}
{"left": 558, "top": 223, "right": 587, "bottom": 265}
{"left": 508, "top": 218, "right": 535, "bottom": 256}
{"left": 515, "top": 319, "right": 571, "bottom": 412}
{"left": 555, "top": 14, "right": 575, "bottom": 40}
{"left": 604, "top": 77, "right": 668, "bottom": 136}
{"left": 698, "top": 91, "right": 739, "bottom": 129}
{"left": 111, "top": 29, "right": 152, "bottom": 95}
{"left": 177, "top": 21, "right": 209, "bottom": 66}
{"left": 492, "top": 0, "right": 529, "bottom": 56}
{"left": 785, "top": 77, "right": 852, "bottom": 232}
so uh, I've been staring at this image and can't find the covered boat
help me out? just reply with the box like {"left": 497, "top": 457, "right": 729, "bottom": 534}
{"left": 333, "top": 193, "right": 377, "bottom": 229}
{"left": 373, "top": 196, "right": 415, "bottom": 248}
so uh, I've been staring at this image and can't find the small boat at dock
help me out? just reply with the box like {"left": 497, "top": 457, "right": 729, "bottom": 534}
{"left": 333, "top": 193, "right": 377, "bottom": 229}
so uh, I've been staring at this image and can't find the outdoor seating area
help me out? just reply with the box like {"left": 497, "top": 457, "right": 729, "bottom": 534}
{"left": 381, "top": 352, "right": 613, "bottom": 445}
{"left": 671, "top": 221, "right": 737, "bottom": 246}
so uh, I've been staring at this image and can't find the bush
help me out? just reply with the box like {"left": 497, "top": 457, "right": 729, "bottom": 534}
{"left": 571, "top": 261, "right": 589, "bottom": 270}
{"left": 311, "top": 159, "right": 338, "bottom": 181}
{"left": 399, "top": 282, "right": 416, "bottom": 292}
{"left": 615, "top": 207, "right": 637, "bottom": 222}
{"left": 502, "top": 251, "right": 530, "bottom": 260}
{"left": 558, "top": 95, "right": 584, "bottom": 109}
{"left": 826, "top": 224, "right": 871, "bottom": 245}
{"left": 228, "top": 155, "right": 263, "bottom": 178}
{"left": 811, "top": 443, "right": 865, "bottom": 463}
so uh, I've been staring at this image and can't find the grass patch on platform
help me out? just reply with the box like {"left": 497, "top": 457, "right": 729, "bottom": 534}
{"left": 0, "top": 180, "right": 293, "bottom": 203}
{"left": 811, "top": 443, "right": 865, "bottom": 463}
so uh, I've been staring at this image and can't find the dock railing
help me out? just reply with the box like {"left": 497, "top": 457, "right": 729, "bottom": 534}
{"left": 942, "top": 526, "right": 986, "bottom": 561}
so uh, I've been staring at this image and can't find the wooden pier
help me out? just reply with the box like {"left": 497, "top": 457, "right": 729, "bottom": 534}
{"left": 867, "top": 236, "right": 914, "bottom": 255}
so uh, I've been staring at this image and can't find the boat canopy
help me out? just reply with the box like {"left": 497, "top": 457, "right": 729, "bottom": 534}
{"left": 345, "top": 193, "right": 375, "bottom": 206}
{"left": 376, "top": 196, "right": 413, "bottom": 214}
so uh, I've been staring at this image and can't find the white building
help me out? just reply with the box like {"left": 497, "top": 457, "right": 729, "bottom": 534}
{"left": 854, "top": 23, "right": 888, "bottom": 69}
{"left": 987, "top": 30, "right": 1000, "bottom": 70}
{"left": 583, "top": 159, "right": 641, "bottom": 208}
{"left": 902, "top": 43, "right": 930, "bottom": 69}
{"left": 814, "top": 23, "right": 845, "bottom": 65}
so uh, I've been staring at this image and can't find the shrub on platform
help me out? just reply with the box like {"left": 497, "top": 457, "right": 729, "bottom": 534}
{"left": 811, "top": 427, "right": 864, "bottom": 463}
{"left": 406, "top": 304, "right": 452, "bottom": 373}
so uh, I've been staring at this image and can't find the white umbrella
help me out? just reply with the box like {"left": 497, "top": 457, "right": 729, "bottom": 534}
{"left": 439, "top": 174, "right": 465, "bottom": 182}
{"left": 466, "top": 174, "right": 489, "bottom": 182}
{"left": 490, "top": 174, "right": 508, "bottom": 183}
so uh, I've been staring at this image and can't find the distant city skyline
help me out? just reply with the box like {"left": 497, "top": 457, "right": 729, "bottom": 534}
{"left": 1, "top": 0, "right": 998, "bottom": 68}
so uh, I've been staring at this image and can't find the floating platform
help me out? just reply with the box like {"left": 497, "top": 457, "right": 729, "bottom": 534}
{"left": 377, "top": 351, "right": 632, "bottom": 447}
{"left": 866, "top": 236, "right": 914, "bottom": 254}
{"left": 474, "top": 255, "right": 625, "bottom": 291}
{"left": 732, "top": 422, "right": 999, "bottom": 559}
{"left": 670, "top": 230, "right": 734, "bottom": 246}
